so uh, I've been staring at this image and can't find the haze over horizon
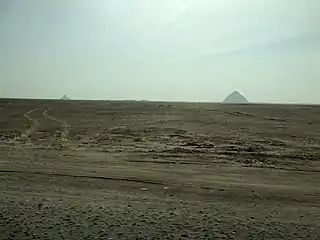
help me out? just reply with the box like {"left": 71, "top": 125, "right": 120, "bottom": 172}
{"left": 1, "top": 0, "right": 320, "bottom": 104}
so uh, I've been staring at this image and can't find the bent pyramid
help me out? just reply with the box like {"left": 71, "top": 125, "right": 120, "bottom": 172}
{"left": 61, "top": 95, "right": 70, "bottom": 100}
{"left": 223, "top": 91, "right": 248, "bottom": 104}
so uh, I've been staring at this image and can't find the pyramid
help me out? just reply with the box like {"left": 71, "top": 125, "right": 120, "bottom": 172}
{"left": 61, "top": 95, "right": 70, "bottom": 100}
{"left": 223, "top": 91, "right": 248, "bottom": 104}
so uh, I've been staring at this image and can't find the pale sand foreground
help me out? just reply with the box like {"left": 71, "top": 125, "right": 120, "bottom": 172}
{"left": 0, "top": 99, "right": 319, "bottom": 239}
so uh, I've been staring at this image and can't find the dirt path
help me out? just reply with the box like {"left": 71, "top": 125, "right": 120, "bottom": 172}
{"left": 43, "top": 108, "right": 70, "bottom": 143}
{"left": 18, "top": 109, "right": 40, "bottom": 140}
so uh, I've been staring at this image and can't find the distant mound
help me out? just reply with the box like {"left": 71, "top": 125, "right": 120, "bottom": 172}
{"left": 223, "top": 91, "right": 248, "bottom": 104}
{"left": 61, "top": 95, "right": 70, "bottom": 100}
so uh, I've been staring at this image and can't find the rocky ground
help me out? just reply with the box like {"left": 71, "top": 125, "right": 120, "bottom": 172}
{"left": 0, "top": 99, "right": 319, "bottom": 239}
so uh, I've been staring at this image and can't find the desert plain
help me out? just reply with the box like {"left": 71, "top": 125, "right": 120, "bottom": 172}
{"left": 0, "top": 99, "right": 319, "bottom": 239}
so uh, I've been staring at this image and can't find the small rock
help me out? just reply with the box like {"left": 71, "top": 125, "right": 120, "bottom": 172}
{"left": 252, "top": 191, "right": 261, "bottom": 198}
{"left": 141, "top": 188, "right": 148, "bottom": 191}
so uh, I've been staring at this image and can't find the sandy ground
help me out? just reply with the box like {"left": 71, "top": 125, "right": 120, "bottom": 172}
{"left": 0, "top": 99, "right": 319, "bottom": 239}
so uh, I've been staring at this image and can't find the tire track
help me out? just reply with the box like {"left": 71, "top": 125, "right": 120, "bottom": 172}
{"left": 43, "top": 108, "right": 70, "bottom": 143}
{"left": 18, "top": 108, "right": 40, "bottom": 140}
{"left": 0, "top": 169, "right": 165, "bottom": 186}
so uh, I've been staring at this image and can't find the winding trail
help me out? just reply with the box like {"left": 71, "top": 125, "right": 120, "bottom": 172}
{"left": 19, "top": 108, "right": 40, "bottom": 140}
{"left": 43, "top": 108, "right": 70, "bottom": 143}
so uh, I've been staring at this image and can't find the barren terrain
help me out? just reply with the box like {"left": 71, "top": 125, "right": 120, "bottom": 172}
{"left": 0, "top": 99, "right": 319, "bottom": 239}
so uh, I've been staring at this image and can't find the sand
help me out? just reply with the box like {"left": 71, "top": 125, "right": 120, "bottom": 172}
{"left": 0, "top": 99, "right": 319, "bottom": 239}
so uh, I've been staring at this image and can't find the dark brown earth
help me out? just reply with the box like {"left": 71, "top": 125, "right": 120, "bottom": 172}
{"left": 0, "top": 99, "right": 319, "bottom": 239}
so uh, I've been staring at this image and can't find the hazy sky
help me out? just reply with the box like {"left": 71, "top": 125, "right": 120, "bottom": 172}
{"left": 1, "top": 0, "right": 320, "bottom": 103}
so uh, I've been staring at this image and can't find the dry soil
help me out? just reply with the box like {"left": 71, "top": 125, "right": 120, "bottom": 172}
{"left": 0, "top": 99, "right": 319, "bottom": 239}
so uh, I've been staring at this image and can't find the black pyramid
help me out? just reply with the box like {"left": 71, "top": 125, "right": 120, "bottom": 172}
{"left": 61, "top": 95, "right": 70, "bottom": 100}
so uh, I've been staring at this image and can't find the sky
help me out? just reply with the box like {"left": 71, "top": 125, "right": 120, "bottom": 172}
{"left": 1, "top": 0, "right": 320, "bottom": 103}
